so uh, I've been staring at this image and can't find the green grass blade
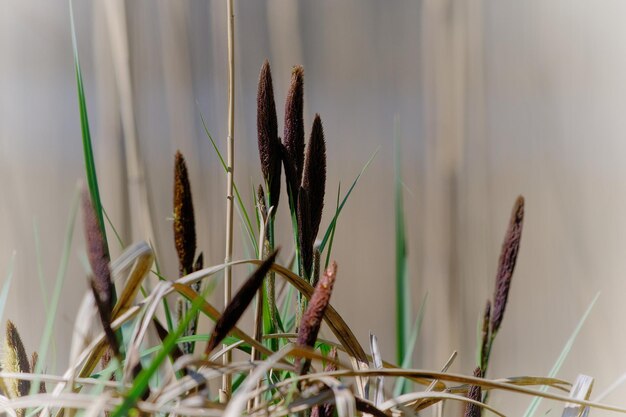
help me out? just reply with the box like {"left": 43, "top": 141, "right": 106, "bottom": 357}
{"left": 324, "top": 183, "right": 341, "bottom": 269}
{"left": 393, "top": 293, "right": 427, "bottom": 397}
{"left": 200, "top": 111, "right": 257, "bottom": 253}
{"left": 70, "top": 0, "right": 108, "bottom": 254}
{"left": 523, "top": 292, "right": 600, "bottom": 417}
{"left": 29, "top": 187, "right": 80, "bottom": 394}
{"left": 0, "top": 251, "right": 17, "bottom": 325}
{"left": 393, "top": 120, "right": 411, "bottom": 376}
{"left": 33, "top": 220, "right": 49, "bottom": 313}
{"left": 319, "top": 147, "right": 379, "bottom": 253}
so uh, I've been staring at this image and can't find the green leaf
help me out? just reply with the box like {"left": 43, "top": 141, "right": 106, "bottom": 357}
{"left": 393, "top": 119, "right": 411, "bottom": 379}
{"left": 200, "top": 111, "right": 257, "bottom": 253}
{"left": 70, "top": 0, "right": 108, "bottom": 254}
{"left": 30, "top": 188, "right": 80, "bottom": 395}
{"left": 523, "top": 292, "right": 600, "bottom": 417}
{"left": 319, "top": 147, "right": 379, "bottom": 254}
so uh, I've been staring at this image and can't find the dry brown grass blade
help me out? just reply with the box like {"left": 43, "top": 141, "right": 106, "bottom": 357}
{"left": 111, "top": 241, "right": 154, "bottom": 317}
{"left": 205, "top": 250, "right": 279, "bottom": 355}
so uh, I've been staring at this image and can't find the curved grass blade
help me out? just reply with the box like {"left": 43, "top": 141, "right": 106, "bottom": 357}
{"left": 0, "top": 252, "right": 16, "bottom": 326}
{"left": 319, "top": 147, "right": 379, "bottom": 254}
{"left": 29, "top": 188, "right": 80, "bottom": 396}
{"left": 199, "top": 111, "right": 257, "bottom": 253}
{"left": 523, "top": 292, "right": 600, "bottom": 417}
{"left": 70, "top": 0, "right": 108, "bottom": 255}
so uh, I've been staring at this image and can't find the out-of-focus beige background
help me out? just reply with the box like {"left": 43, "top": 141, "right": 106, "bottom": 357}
{"left": 2, "top": 0, "right": 626, "bottom": 414}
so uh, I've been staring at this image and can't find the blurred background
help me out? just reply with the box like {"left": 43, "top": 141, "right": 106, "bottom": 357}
{"left": 2, "top": 0, "right": 626, "bottom": 414}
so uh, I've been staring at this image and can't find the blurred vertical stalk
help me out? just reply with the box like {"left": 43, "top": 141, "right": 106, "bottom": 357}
{"left": 221, "top": 0, "right": 235, "bottom": 401}
{"left": 103, "top": 0, "right": 158, "bottom": 259}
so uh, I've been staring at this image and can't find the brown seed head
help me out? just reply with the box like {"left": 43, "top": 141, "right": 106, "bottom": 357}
{"left": 464, "top": 367, "right": 483, "bottom": 417}
{"left": 205, "top": 250, "right": 279, "bottom": 354}
{"left": 82, "top": 188, "right": 112, "bottom": 311}
{"left": 296, "top": 262, "right": 337, "bottom": 374}
{"left": 257, "top": 60, "right": 282, "bottom": 211}
{"left": 283, "top": 65, "right": 305, "bottom": 201}
{"left": 174, "top": 151, "right": 197, "bottom": 276}
{"left": 490, "top": 195, "right": 524, "bottom": 334}
{"left": 302, "top": 114, "right": 327, "bottom": 242}
{"left": 2, "top": 320, "right": 30, "bottom": 398}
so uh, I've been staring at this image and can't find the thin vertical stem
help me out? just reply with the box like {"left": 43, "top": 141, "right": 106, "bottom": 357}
{"left": 221, "top": 0, "right": 235, "bottom": 401}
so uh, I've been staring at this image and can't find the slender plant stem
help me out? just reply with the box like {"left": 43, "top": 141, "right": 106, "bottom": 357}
{"left": 222, "top": 0, "right": 236, "bottom": 400}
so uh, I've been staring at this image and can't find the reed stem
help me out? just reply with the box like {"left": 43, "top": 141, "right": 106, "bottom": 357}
{"left": 221, "top": 0, "right": 235, "bottom": 401}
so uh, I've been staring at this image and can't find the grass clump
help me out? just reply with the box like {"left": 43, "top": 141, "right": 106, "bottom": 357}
{"left": 0, "top": 7, "right": 624, "bottom": 417}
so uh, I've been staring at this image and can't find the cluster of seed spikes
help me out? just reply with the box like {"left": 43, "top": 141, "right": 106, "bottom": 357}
{"left": 1, "top": 54, "right": 610, "bottom": 417}
{"left": 257, "top": 60, "right": 326, "bottom": 282}
{"left": 464, "top": 195, "right": 525, "bottom": 417}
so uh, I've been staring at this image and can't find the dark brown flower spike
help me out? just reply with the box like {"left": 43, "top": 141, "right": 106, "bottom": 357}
{"left": 464, "top": 367, "right": 483, "bottom": 417}
{"left": 297, "top": 187, "right": 313, "bottom": 278}
{"left": 174, "top": 151, "right": 197, "bottom": 276}
{"left": 3, "top": 320, "right": 30, "bottom": 398}
{"left": 296, "top": 262, "right": 337, "bottom": 375}
{"left": 490, "top": 195, "right": 525, "bottom": 334}
{"left": 283, "top": 65, "right": 305, "bottom": 203}
{"left": 302, "top": 114, "right": 327, "bottom": 242}
{"left": 205, "top": 249, "right": 279, "bottom": 355}
{"left": 82, "top": 188, "right": 112, "bottom": 313}
{"left": 257, "top": 60, "right": 282, "bottom": 211}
